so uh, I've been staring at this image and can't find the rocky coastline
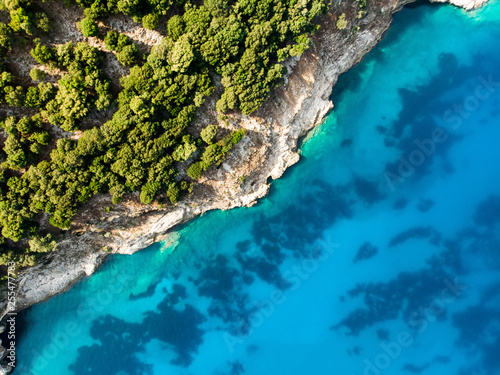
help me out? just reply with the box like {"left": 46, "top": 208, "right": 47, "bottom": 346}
{"left": 0, "top": 0, "right": 488, "bottom": 372}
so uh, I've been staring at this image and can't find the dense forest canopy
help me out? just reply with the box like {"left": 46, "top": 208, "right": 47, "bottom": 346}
{"left": 0, "top": 0, "right": 349, "bottom": 273}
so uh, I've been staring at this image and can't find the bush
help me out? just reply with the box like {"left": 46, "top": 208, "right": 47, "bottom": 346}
{"left": 336, "top": 13, "right": 347, "bottom": 30}
{"left": 201, "top": 143, "right": 222, "bottom": 167}
{"left": 30, "top": 42, "right": 55, "bottom": 65}
{"left": 79, "top": 17, "right": 99, "bottom": 37}
{"left": 24, "top": 86, "right": 40, "bottom": 107}
{"left": 104, "top": 30, "right": 118, "bottom": 50}
{"left": 29, "top": 68, "right": 45, "bottom": 82}
{"left": 231, "top": 128, "right": 246, "bottom": 144}
{"left": 16, "top": 117, "right": 33, "bottom": 134}
{"left": 4, "top": 85, "right": 25, "bottom": 107}
{"left": 170, "top": 35, "right": 194, "bottom": 73}
{"left": 167, "top": 15, "right": 184, "bottom": 41}
{"left": 29, "top": 234, "right": 57, "bottom": 253}
{"left": 200, "top": 124, "right": 218, "bottom": 144}
{"left": 139, "top": 182, "right": 160, "bottom": 204}
{"left": 142, "top": 13, "right": 159, "bottom": 30}
{"left": 35, "top": 12, "right": 50, "bottom": 33}
{"left": 187, "top": 161, "right": 205, "bottom": 180}
{"left": 166, "top": 182, "right": 180, "bottom": 204}
{"left": 357, "top": 0, "right": 367, "bottom": 8}
{"left": 9, "top": 7, "right": 35, "bottom": 35}
{"left": 116, "top": 33, "right": 131, "bottom": 52}
{"left": 116, "top": 43, "right": 138, "bottom": 66}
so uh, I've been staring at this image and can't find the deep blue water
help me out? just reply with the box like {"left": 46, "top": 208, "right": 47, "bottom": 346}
{"left": 14, "top": 2, "right": 500, "bottom": 374}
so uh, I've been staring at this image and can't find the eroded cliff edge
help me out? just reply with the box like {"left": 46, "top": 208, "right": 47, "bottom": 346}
{"left": 0, "top": 0, "right": 488, "bottom": 320}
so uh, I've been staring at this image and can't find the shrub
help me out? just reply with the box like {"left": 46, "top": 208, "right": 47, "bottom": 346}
{"left": 30, "top": 42, "right": 55, "bottom": 65}
{"left": 116, "top": 43, "right": 138, "bottom": 66}
{"left": 104, "top": 30, "right": 118, "bottom": 50}
{"left": 140, "top": 182, "right": 160, "bottom": 204}
{"left": 4, "top": 85, "right": 25, "bottom": 107}
{"left": 35, "top": 12, "right": 50, "bottom": 33}
{"left": 336, "top": 13, "right": 347, "bottom": 30}
{"left": 142, "top": 13, "right": 159, "bottom": 30}
{"left": 187, "top": 161, "right": 205, "bottom": 180}
{"left": 29, "top": 68, "right": 45, "bottom": 82}
{"left": 231, "top": 128, "right": 246, "bottom": 144}
{"left": 167, "top": 15, "right": 184, "bottom": 41}
{"left": 166, "top": 182, "right": 180, "bottom": 204}
{"left": 79, "top": 17, "right": 99, "bottom": 37}
{"left": 116, "top": 33, "right": 131, "bottom": 52}
{"left": 200, "top": 124, "right": 218, "bottom": 144}
{"left": 24, "top": 87, "right": 40, "bottom": 107}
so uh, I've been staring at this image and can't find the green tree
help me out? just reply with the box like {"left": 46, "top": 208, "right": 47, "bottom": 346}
{"left": 35, "top": 12, "right": 50, "bottom": 33}
{"left": 0, "top": 22, "right": 11, "bottom": 58}
{"left": 172, "top": 136, "right": 197, "bottom": 161}
{"left": 116, "top": 43, "right": 138, "bottom": 66}
{"left": 139, "top": 181, "right": 160, "bottom": 204}
{"left": 56, "top": 41, "right": 74, "bottom": 67}
{"left": 200, "top": 124, "right": 218, "bottom": 144}
{"left": 37, "top": 82, "right": 56, "bottom": 106}
{"left": 166, "top": 182, "right": 180, "bottom": 204}
{"left": 29, "top": 68, "right": 45, "bottom": 82}
{"left": 29, "top": 131, "right": 50, "bottom": 145}
{"left": 30, "top": 42, "right": 55, "bottom": 65}
{"left": 24, "top": 86, "right": 40, "bottom": 107}
{"left": 16, "top": 117, "right": 33, "bottom": 134}
{"left": 29, "top": 234, "right": 57, "bottom": 253}
{"left": 116, "top": 0, "right": 139, "bottom": 16}
{"left": 187, "top": 161, "right": 205, "bottom": 180}
{"left": 167, "top": 15, "right": 184, "bottom": 41}
{"left": 79, "top": 17, "right": 99, "bottom": 37}
{"left": 104, "top": 30, "right": 118, "bottom": 50}
{"left": 142, "top": 13, "right": 159, "bottom": 30}
{"left": 84, "top": 1, "right": 109, "bottom": 19}
{"left": 4, "top": 85, "right": 25, "bottom": 107}
{"left": 169, "top": 34, "right": 194, "bottom": 73}
{"left": 116, "top": 33, "right": 131, "bottom": 52}
{"left": 9, "top": 7, "right": 35, "bottom": 35}
{"left": 2, "top": 133, "right": 29, "bottom": 169}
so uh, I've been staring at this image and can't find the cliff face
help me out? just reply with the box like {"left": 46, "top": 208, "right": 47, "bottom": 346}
{"left": 0, "top": 0, "right": 488, "bottom": 318}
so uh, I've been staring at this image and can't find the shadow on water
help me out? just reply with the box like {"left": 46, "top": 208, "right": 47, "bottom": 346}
{"left": 69, "top": 284, "right": 205, "bottom": 374}
{"left": 453, "top": 282, "right": 500, "bottom": 374}
{"left": 333, "top": 231, "right": 467, "bottom": 336}
{"left": 381, "top": 51, "right": 500, "bottom": 185}
{"left": 388, "top": 226, "right": 442, "bottom": 248}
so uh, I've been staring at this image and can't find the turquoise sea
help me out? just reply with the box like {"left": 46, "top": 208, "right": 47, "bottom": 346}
{"left": 11, "top": 1, "right": 500, "bottom": 374}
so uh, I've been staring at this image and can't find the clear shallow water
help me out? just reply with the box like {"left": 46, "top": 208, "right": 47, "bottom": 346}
{"left": 14, "top": 2, "right": 500, "bottom": 374}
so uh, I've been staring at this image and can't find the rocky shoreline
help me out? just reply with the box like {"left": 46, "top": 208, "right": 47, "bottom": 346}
{"left": 0, "top": 0, "right": 488, "bottom": 372}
